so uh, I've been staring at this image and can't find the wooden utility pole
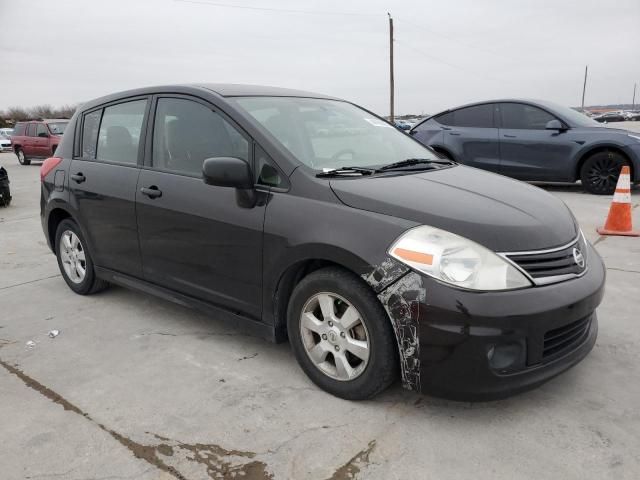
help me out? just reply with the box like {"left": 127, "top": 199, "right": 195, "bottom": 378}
{"left": 388, "top": 13, "right": 394, "bottom": 122}
{"left": 581, "top": 65, "right": 588, "bottom": 111}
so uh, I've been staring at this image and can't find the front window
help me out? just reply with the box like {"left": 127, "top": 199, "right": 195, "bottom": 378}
{"left": 233, "top": 97, "right": 439, "bottom": 170}
{"left": 47, "top": 122, "right": 68, "bottom": 135}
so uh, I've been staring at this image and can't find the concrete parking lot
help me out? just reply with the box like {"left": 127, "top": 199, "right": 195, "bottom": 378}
{"left": 0, "top": 149, "right": 639, "bottom": 480}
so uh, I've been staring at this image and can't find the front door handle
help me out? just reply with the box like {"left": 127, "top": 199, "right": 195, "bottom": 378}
{"left": 140, "top": 186, "right": 162, "bottom": 199}
{"left": 71, "top": 173, "right": 86, "bottom": 183}
{"left": 448, "top": 132, "right": 461, "bottom": 136}
{"left": 503, "top": 134, "right": 517, "bottom": 138}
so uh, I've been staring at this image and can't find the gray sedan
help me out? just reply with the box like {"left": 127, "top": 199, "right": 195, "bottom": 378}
{"left": 410, "top": 99, "right": 640, "bottom": 194}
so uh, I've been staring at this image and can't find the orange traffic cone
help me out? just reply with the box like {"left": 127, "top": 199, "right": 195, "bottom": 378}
{"left": 597, "top": 165, "right": 639, "bottom": 237}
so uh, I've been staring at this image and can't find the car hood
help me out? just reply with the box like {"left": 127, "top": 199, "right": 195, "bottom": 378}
{"left": 329, "top": 165, "right": 578, "bottom": 252}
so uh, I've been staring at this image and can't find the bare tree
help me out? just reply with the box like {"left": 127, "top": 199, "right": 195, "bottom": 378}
{"left": 29, "top": 104, "right": 55, "bottom": 119}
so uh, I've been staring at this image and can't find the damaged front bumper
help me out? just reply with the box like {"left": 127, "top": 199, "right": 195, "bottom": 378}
{"left": 365, "top": 244, "right": 605, "bottom": 401}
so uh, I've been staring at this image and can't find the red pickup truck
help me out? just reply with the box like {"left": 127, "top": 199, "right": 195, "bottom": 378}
{"left": 10, "top": 119, "right": 69, "bottom": 165}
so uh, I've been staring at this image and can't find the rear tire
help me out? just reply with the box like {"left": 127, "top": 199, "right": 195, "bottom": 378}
{"left": 287, "top": 267, "right": 398, "bottom": 400}
{"left": 55, "top": 219, "right": 109, "bottom": 295}
{"left": 16, "top": 148, "right": 30, "bottom": 166}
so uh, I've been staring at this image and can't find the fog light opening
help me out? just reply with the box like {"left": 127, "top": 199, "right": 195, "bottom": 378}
{"left": 487, "top": 341, "right": 525, "bottom": 372}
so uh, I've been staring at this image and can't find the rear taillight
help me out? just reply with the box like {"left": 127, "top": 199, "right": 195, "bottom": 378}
{"left": 40, "top": 157, "right": 63, "bottom": 182}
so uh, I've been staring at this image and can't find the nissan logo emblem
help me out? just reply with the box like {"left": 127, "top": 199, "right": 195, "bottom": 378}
{"left": 573, "top": 247, "right": 585, "bottom": 269}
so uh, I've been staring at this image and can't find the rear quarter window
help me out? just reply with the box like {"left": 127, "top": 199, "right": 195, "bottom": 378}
{"left": 82, "top": 110, "right": 102, "bottom": 159}
{"left": 13, "top": 123, "right": 26, "bottom": 136}
{"left": 437, "top": 104, "right": 495, "bottom": 128}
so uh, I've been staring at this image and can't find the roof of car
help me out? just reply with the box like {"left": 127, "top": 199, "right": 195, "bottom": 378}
{"left": 196, "top": 83, "right": 338, "bottom": 99}
{"left": 430, "top": 98, "right": 566, "bottom": 116}
{"left": 77, "top": 84, "right": 342, "bottom": 114}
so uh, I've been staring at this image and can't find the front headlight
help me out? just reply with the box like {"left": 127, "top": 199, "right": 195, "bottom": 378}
{"left": 388, "top": 226, "right": 532, "bottom": 291}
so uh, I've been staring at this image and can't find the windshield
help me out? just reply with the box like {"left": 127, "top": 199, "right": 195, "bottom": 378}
{"left": 47, "top": 122, "right": 68, "bottom": 135}
{"left": 233, "top": 97, "right": 439, "bottom": 170}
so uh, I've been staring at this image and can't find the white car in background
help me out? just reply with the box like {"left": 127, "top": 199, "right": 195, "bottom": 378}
{"left": 0, "top": 130, "right": 12, "bottom": 152}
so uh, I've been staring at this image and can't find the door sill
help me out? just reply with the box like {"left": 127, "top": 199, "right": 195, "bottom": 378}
{"left": 94, "top": 266, "right": 277, "bottom": 342}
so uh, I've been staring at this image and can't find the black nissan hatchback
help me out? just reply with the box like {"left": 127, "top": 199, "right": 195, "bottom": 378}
{"left": 40, "top": 84, "right": 605, "bottom": 401}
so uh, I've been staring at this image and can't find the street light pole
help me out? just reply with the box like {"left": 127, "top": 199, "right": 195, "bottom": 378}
{"left": 581, "top": 65, "right": 588, "bottom": 112}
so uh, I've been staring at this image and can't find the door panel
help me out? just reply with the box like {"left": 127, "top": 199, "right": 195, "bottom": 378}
{"left": 135, "top": 95, "right": 264, "bottom": 320}
{"left": 34, "top": 124, "right": 49, "bottom": 157}
{"left": 24, "top": 123, "right": 38, "bottom": 156}
{"left": 498, "top": 129, "right": 575, "bottom": 180}
{"left": 439, "top": 104, "right": 501, "bottom": 173}
{"left": 498, "top": 103, "right": 575, "bottom": 180}
{"left": 69, "top": 160, "right": 142, "bottom": 276}
{"left": 136, "top": 170, "right": 265, "bottom": 319}
{"left": 444, "top": 126, "right": 501, "bottom": 172}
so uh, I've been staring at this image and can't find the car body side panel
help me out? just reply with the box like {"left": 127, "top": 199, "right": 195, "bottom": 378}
{"left": 261, "top": 169, "right": 417, "bottom": 329}
{"left": 443, "top": 126, "right": 501, "bottom": 173}
{"left": 410, "top": 121, "right": 443, "bottom": 150}
{"left": 498, "top": 128, "right": 578, "bottom": 180}
{"left": 136, "top": 169, "right": 266, "bottom": 320}
{"left": 68, "top": 160, "right": 143, "bottom": 277}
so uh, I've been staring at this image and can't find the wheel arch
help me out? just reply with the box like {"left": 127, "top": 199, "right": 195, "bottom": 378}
{"left": 47, "top": 207, "right": 73, "bottom": 252}
{"left": 269, "top": 252, "right": 368, "bottom": 342}
{"left": 575, "top": 145, "right": 633, "bottom": 181}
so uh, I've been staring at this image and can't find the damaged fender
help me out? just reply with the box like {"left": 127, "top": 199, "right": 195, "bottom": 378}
{"left": 362, "top": 258, "right": 425, "bottom": 392}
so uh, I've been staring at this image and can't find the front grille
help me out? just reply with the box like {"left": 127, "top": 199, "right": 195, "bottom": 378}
{"left": 543, "top": 316, "right": 591, "bottom": 358}
{"left": 505, "top": 235, "right": 587, "bottom": 281}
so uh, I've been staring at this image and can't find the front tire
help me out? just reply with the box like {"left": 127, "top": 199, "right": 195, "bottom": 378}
{"left": 287, "top": 267, "right": 398, "bottom": 400}
{"left": 16, "top": 148, "right": 30, "bottom": 166}
{"left": 580, "top": 151, "right": 629, "bottom": 195}
{"left": 55, "top": 219, "right": 109, "bottom": 295}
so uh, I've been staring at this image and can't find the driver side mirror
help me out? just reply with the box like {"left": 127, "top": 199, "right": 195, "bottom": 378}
{"left": 545, "top": 119, "right": 565, "bottom": 131}
{"left": 202, "top": 157, "right": 254, "bottom": 189}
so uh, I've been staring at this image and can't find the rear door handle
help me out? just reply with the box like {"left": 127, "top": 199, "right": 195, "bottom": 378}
{"left": 503, "top": 134, "right": 517, "bottom": 138}
{"left": 71, "top": 173, "right": 86, "bottom": 183}
{"left": 140, "top": 186, "right": 162, "bottom": 199}
{"left": 449, "top": 132, "right": 461, "bottom": 136}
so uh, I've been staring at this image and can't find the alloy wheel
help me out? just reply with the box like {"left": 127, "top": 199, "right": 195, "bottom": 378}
{"left": 17, "top": 150, "right": 25, "bottom": 165}
{"left": 586, "top": 156, "right": 626, "bottom": 193}
{"left": 59, "top": 230, "right": 87, "bottom": 284}
{"left": 299, "top": 292, "right": 370, "bottom": 381}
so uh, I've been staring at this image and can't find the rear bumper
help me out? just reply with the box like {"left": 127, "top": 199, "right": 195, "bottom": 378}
{"left": 413, "top": 243, "right": 605, "bottom": 401}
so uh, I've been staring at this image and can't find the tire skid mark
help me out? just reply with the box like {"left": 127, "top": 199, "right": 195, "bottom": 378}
{"left": 326, "top": 440, "right": 376, "bottom": 480}
{"left": 0, "top": 358, "right": 273, "bottom": 479}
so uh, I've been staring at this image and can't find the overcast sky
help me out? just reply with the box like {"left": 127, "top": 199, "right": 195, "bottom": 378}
{"left": 1, "top": 0, "right": 638, "bottom": 115}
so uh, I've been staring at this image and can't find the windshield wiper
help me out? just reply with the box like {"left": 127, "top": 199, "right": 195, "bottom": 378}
{"left": 379, "top": 158, "right": 455, "bottom": 171}
{"left": 316, "top": 166, "right": 377, "bottom": 177}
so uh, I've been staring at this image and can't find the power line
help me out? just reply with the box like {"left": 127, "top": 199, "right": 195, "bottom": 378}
{"left": 395, "top": 40, "right": 507, "bottom": 83}
{"left": 173, "top": 0, "right": 381, "bottom": 17}
{"left": 395, "top": 16, "right": 517, "bottom": 62}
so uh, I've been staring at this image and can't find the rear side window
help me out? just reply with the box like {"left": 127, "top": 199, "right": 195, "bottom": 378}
{"left": 13, "top": 123, "right": 26, "bottom": 136}
{"left": 96, "top": 100, "right": 147, "bottom": 164}
{"left": 437, "top": 104, "right": 495, "bottom": 128}
{"left": 27, "top": 124, "right": 37, "bottom": 137}
{"left": 500, "top": 103, "right": 556, "bottom": 130}
{"left": 151, "top": 97, "right": 249, "bottom": 177}
{"left": 82, "top": 110, "right": 102, "bottom": 159}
